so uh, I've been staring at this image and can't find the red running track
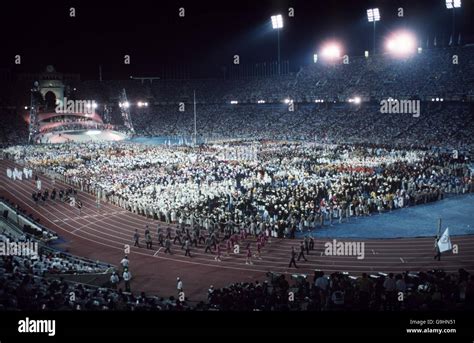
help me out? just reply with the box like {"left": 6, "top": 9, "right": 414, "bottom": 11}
{"left": 1, "top": 158, "right": 473, "bottom": 301}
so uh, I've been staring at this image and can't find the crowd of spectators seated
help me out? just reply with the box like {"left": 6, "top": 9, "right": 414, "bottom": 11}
{"left": 1, "top": 46, "right": 474, "bottom": 147}
{"left": 1, "top": 256, "right": 473, "bottom": 311}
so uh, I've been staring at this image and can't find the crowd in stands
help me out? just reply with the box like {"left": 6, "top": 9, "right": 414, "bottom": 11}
{"left": 206, "top": 269, "right": 474, "bottom": 311}
{"left": 1, "top": 46, "right": 474, "bottom": 147}
{"left": 0, "top": 257, "right": 184, "bottom": 311}
{"left": 0, "top": 108, "right": 28, "bottom": 147}
{"left": 1, "top": 253, "right": 473, "bottom": 310}
{"left": 75, "top": 46, "right": 474, "bottom": 104}
{"left": 130, "top": 102, "right": 474, "bottom": 149}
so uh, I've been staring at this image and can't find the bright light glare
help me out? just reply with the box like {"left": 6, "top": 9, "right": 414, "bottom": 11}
{"left": 92, "top": 102, "right": 98, "bottom": 109}
{"left": 349, "top": 97, "right": 361, "bottom": 104}
{"left": 122, "top": 101, "right": 130, "bottom": 109}
{"left": 284, "top": 99, "right": 293, "bottom": 104}
{"left": 321, "top": 44, "right": 341, "bottom": 59}
{"left": 257, "top": 100, "right": 266, "bottom": 104}
{"left": 230, "top": 100, "right": 239, "bottom": 104}
{"left": 367, "top": 8, "right": 380, "bottom": 22}
{"left": 271, "top": 15, "right": 283, "bottom": 29}
{"left": 386, "top": 32, "right": 416, "bottom": 56}
{"left": 446, "top": 0, "right": 461, "bottom": 9}
{"left": 313, "top": 54, "right": 318, "bottom": 63}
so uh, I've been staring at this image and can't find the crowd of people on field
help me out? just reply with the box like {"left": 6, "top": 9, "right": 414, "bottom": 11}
{"left": 3, "top": 141, "right": 473, "bottom": 241}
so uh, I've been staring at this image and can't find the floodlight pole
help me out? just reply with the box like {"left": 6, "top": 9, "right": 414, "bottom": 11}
{"left": 452, "top": 8, "right": 455, "bottom": 44}
{"left": 277, "top": 28, "right": 281, "bottom": 75}
{"left": 373, "top": 21, "right": 376, "bottom": 54}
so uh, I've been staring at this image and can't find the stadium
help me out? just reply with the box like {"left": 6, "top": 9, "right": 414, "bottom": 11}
{"left": 0, "top": 0, "right": 473, "bottom": 338}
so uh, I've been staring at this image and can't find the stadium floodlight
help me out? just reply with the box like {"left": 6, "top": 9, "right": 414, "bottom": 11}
{"left": 284, "top": 98, "right": 293, "bottom": 104}
{"left": 313, "top": 54, "right": 318, "bottom": 63}
{"left": 385, "top": 31, "right": 416, "bottom": 56}
{"left": 92, "top": 102, "right": 98, "bottom": 109}
{"left": 348, "top": 97, "right": 361, "bottom": 104}
{"left": 321, "top": 43, "right": 341, "bottom": 60}
{"left": 364, "top": 50, "right": 369, "bottom": 58}
{"left": 446, "top": 1, "right": 461, "bottom": 46}
{"left": 271, "top": 15, "right": 284, "bottom": 75}
{"left": 446, "top": 0, "right": 461, "bottom": 8}
{"left": 257, "top": 100, "right": 266, "bottom": 104}
{"left": 24, "top": 106, "right": 28, "bottom": 110}
{"left": 366, "top": 8, "right": 380, "bottom": 22}
{"left": 367, "top": 8, "right": 380, "bottom": 54}
{"left": 230, "top": 100, "right": 238, "bottom": 104}
{"left": 271, "top": 15, "right": 283, "bottom": 29}
{"left": 122, "top": 101, "right": 130, "bottom": 109}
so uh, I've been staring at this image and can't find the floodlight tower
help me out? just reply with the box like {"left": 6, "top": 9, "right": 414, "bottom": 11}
{"left": 271, "top": 15, "right": 284, "bottom": 75}
{"left": 119, "top": 89, "right": 135, "bottom": 134}
{"left": 367, "top": 8, "right": 381, "bottom": 54}
{"left": 446, "top": 0, "right": 461, "bottom": 45}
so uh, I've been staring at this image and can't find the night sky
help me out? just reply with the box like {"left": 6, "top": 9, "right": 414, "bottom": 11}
{"left": 1, "top": 0, "right": 473, "bottom": 79}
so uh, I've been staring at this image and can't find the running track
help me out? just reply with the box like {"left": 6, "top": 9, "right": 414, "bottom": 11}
{"left": 1, "top": 158, "right": 473, "bottom": 301}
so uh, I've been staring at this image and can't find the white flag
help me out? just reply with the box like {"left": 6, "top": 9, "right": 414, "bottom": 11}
{"left": 438, "top": 228, "right": 452, "bottom": 253}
